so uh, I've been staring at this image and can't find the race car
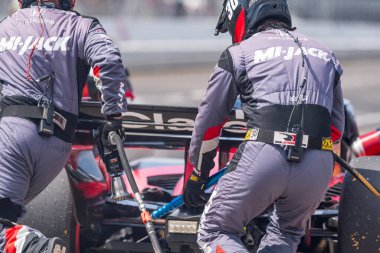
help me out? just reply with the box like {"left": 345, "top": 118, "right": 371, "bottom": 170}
{"left": 20, "top": 100, "right": 380, "bottom": 253}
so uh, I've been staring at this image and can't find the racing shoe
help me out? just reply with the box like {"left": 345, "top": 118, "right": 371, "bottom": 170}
{"left": 27, "top": 237, "right": 67, "bottom": 253}
{"left": 0, "top": 224, "right": 67, "bottom": 253}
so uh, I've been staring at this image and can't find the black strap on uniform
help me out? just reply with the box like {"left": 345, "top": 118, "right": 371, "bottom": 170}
{"left": 1, "top": 105, "right": 45, "bottom": 119}
{"left": 245, "top": 128, "right": 333, "bottom": 151}
{"left": 0, "top": 96, "right": 78, "bottom": 143}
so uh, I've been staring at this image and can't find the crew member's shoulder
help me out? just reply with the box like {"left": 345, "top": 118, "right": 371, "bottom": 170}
{"left": 1, "top": 9, "right": 21, "bottom": 24}
{"left": 73, "top": 11, "right": 99, "bottom": 23}
{"left": 297, "top": 30, "right": 342, "bottom": 72}
{"left": 224, "top": 41, "right": 244, "bottom": 57}
{"left": 297, "top": 30, "right": 333, "bottom": 53}
{"left": 68, "top": 11, "right": 102, "bottom": 31}
{"left": 218, "top": 43, "right": 245, "bottom": 73}
{"left": 0, "top": 16, "right": 8, "bottom": 24}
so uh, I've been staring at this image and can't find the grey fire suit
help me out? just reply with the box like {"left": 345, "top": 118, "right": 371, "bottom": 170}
{"left": 189, "top": 28, "right": 344, "bottom": 252}
{"left": 0, "top": 4, "right": 128, "bottom": 214}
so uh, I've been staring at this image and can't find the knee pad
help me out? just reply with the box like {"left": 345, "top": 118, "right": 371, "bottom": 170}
{"left": 0, "top": 198, "right": 22, "bottom": 222}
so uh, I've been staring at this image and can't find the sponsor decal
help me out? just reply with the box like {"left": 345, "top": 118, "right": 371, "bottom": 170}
{"left": 290, "top": 95, "right": 308, "bottom": 103}
{"left": 30, "top": 6, "right": 46, "bottom": 17}
{"left": 274, "top": 132, "right": 296, "bottom": 145}
{"left": 254, "top": 46, "right": 331, "bottom": 64}
{"left": 117, "top": 81, "right": 126, "bottom": 109}
{"left": 244, "top": 128, "right": 259, "bottom": 141}
{"left": 16, "top": 6, "right": 55, "bottom": 24}
{"left": 190, "top": 174, "right": 199, "bottom": 182}
{"left": 268, "top": 30, "right": 309, "bottom": 42}
{"left": 0, "top": 36, "right": 71, "bottom": 55}
{"left": 273, "top": 131, "right": 309, "bottom": 147}
{"left": 322, "top": 137, "right": 333, "bottom": 151}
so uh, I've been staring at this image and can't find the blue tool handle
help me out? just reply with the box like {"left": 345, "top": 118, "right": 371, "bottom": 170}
{"left": 151, "top": 168, "right": 226, "bottom": 220}
{"left": 206, "top": 168, "right": 226, "bottom": 188}
{"left": 151, "top": 196, "right": 183, "bottom": 220}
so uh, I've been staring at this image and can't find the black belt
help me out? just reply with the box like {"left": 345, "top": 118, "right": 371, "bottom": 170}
{"left": 247, "top": 104, "right": 332, "bottom": 138}
{"left": 0, "top": 104, "right": 77, "bottom": 143}
{"left": 244, "top": 128, "right": 333, "bottom": 151}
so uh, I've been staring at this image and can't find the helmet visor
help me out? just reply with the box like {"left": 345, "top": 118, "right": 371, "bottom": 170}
{"left": 214, "top": 0, "right": 229, "bottom": 36}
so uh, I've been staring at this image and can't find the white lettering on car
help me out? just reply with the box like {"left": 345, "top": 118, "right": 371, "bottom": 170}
{"left": 122, "top": 112, "right": 150, "bottom": 129}
{"left": 121, "top": 112, "right": 246, "bottom": 134}
{"left": 168, "top": 118, "right": 194, "bottom": 131}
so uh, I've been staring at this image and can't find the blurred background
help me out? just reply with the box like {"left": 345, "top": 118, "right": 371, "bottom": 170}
{"left": 1, "top": 0, "right": 379, "bottom": 134}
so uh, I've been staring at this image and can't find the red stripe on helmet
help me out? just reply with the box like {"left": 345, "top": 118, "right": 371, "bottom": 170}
{"left": 4, "top": 225, "right": 23, "bottom": 253}
{"left": 233, "top": 8, "right": 246, "bottom": 43}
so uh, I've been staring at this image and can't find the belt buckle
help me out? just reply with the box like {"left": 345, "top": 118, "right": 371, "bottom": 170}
{"left": 53, "top": 112, "right": 67, "bottom": 131}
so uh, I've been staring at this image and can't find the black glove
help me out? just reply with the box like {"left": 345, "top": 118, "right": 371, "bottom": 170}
{"left": 184, "top": 172, "right": 210, "bottom": 208}
{"left": 100, "top": 116, "right": 124, "bottom": 153}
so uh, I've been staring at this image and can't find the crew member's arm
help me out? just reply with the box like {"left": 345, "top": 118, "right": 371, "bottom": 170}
{"left": 83, "top": 21, "right": 128, "bottom": 117}
{"left": 189, "top": 49, "right": 239, "bottom": 179}
{"left": 331, "top": 55, "right": 345, "bottom": 142}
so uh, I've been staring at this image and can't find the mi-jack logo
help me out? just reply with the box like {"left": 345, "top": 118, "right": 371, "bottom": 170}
{"left": 0, "top": 36, "right": 71, "bottom": 55}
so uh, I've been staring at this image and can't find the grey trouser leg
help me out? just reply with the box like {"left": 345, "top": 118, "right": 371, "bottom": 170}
{"left": 197, "top": 142, "right": 333, "bottom": 253}
{"left": 0, "top": 117, "right": 71, "bottom": 207}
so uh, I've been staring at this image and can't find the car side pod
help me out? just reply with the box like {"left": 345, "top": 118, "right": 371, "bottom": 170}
{"left": 338, "top": 156, "right": 380, "bottom": 253}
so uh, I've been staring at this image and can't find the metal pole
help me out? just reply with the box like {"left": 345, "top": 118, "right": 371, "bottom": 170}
{"left": 333, "top": 153, "right": 380, "bottom": 198}
{"left": 109, "top": 132, "right": 163, "bottom": 253}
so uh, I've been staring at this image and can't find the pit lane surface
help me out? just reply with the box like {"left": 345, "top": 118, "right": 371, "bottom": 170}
{"left": 130, "top": 58, "right": 380, "bottom": 134}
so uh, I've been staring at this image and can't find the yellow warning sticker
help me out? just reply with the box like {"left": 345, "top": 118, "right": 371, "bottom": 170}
{"left": 322, "top": 138, "right": 333, "bottom": 151}
{"left": 244, "top": 129, "right": 253, "bottom": 141}
{"left": 245, "top": 128, "right": 259, "bottom": 141}
{"left": 190, "top": 174, "right": 199, "bottom": 182}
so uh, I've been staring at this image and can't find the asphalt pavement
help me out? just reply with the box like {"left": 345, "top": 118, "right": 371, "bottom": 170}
{"left": 129, "top": 58, "right": 380, "bottom": 135}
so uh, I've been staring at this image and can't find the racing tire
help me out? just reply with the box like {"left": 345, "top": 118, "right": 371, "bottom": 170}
{"left": 338, "top": 156, "right": 380, "bottom": 253}
{"left": 19, "top": 169, "right": 80, "bottom": 253}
